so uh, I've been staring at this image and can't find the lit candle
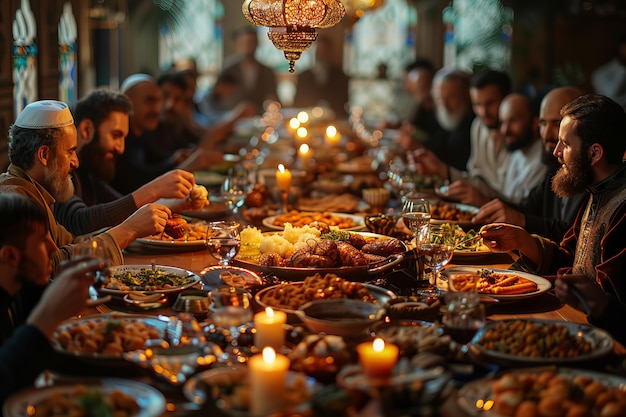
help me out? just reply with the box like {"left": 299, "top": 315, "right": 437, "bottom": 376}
{"left": 325, "top": 125, "right": 340, "bottom": 145}
{"left": 356, "top": 338, "right": 399, "bottom": 378}
{"left": 254, "top": 307, "right": 287, "bottom": 349}
{"left": 275, "top": 164, "right": 292, "bottom": 192}
{"left": 296, "top": 126, "right": 308, "bottom": 139}
{"left": 298, "top": 143, "right": 311, "bottom": 169}
{"left": 289, "top": 117, "right": 300, "bottom": 130}
{"left": 297, "top": 111, "right": 309, "bottom": 124}
{"left": 248, "top": 347, "right": 290, "bottom": 416}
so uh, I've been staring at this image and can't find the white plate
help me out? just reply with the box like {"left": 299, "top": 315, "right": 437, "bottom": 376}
{"left": 3, "top": 378, "right": 165, "bottom": 417}
{"left": 262, "top": 212, "right": 366, "bottom": 231}
{"left": 100, "top": 265, "right": 200, "bottom": 295}
{"left": 437, "top": 267, "right": 551, "bottom": 301}
{"left": 134, "top": 219, "right": 208, "bottom": 251}
{"left": 457, "top": 367, "right": 626, "bottom": 416}
{"left": 472, "top": 319, "right": 615, "bottom": 366}
{"left": 51, "top": 313, "right": 168, "bottom": 361}
{"left": 199, "top": 265, "right": 263, "bottom": 291}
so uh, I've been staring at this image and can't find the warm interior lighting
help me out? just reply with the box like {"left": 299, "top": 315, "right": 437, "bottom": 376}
{"left": 341, "top": 0, "right": 385, "bottom": 25}
{"left": 242, "top": 0, "right": 346, "bottom": 72}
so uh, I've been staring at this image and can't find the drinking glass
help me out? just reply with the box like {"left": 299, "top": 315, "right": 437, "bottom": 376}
{"left": 209, "top": 286, "right": 253, "bottom": 342}
{"left": 419, "top": 225, "right": 454, "bottom": 286}
{"left": 71, "top": 237, "right": 111, "bottom": 303}
{"left": 221, "top": 166, "right": 251, "bottom": 214}
{"left": 205, "top": 221, "right": 241, "bottom": 267}
{"left": 443, "top": 292, "right": 485, "bottom": 354}
{"left": 401, "top": 195, "right": 431, "bottom": 246}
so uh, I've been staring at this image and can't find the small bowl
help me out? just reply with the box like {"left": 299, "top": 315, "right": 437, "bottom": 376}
{"left": 296, "top": 299, "right": 384, "bottom": 338}
{"left": 362, "top": 188, "right": 391, "bottom": 211}
{"left": 172, "top": 289, "right": 210, "bottom": 315}
{"left": 365, "top": 214, "right": 398, "bottom": 236}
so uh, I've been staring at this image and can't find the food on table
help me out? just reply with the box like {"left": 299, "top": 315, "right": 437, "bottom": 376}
{"left": 476, "top": 320, "right": 593, "bottom": 358}
{"left": 488, "top": 369, "right": 626, "bottom": 416}
{"left": 374, "top": 321, "right": 450, "bottom": 356}
{"left": 188, "top": 184, "right": 209, "bottom": 210}
{"left": 271, "top": 210, "right": 357, "bottom": 229}
{"left": 257, "top": 273, "right": 378, "bottom": 311}
{"left": 27, "top": 384, "right": 140, "bottom": 417}
{"left": 289, "top": 334, "right": 351, "bottom": 384}
{"left": 298, "top": 193, "right": 361, "bottom": 213}
{"left": 105, "top": 267, "right": 195, "bottom": 291}
{"left": 55, "top": 318, "right": 162, "bottom": 354}
{"left": 238, "top": 225, "right": 404, "bottom": 268}
{"left": 164, "top": 214, "right": 189, "bottom": 239}
{"left": 450, "top": 268, "right": 538, "bottom": 294}
{"left": 148, "top": 219, "right": 206, "bottom": 242}
{"left": 430, "top": 223, "right": 486, "bottom": 252}
{"left": 384, "top": 294, "right": 441, "bottom": 322}
{"left": 430, "top": 202, "right": 476, "bottom": 221}
{"left": 244, "top": 184, "right": 271, "bottom": 208}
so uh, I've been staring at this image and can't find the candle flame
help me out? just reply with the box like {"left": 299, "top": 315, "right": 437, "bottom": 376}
{"left": 299, "top": 144, "right": 310, "bottom": 155}
{"left": 326, "top": 125, "right": 337, "bottom": 137}
{"left": 278, "top": 164, "right": 285, "bottom": 173}
{"left": 289, "top": 118, "right": 300, "bottom": 129}
{"left": 265, "top": 307, "right": 275, "bottom": 317}
{"left": 296, "top": 127, "right": 308, "bottom": 139}
{"left": 373, "top": 338, "right": 385, "bottom": 352}
{"left": 297, "top": 111, "right": 309, "bottom": 123}
{"left": 262, "top": 347, "right": 276, "bottom": 363}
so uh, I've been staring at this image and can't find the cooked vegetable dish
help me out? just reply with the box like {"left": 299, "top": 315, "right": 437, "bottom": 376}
{"left": 105, "top": 268, "right": 194, "bottom": 291}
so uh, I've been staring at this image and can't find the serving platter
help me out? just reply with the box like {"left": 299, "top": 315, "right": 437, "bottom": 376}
{"left": 471, "top": 319, "right": 614, "bottom": 366}
{"left": 437, "top": 266, "right": 551, "bottom": 301}
{"left": 3, "top": 378, "right": 166, "bottom": 417}
{"left": 457, "top": 367, "right": 626, "bottom": 416}
{"left": 262, "top": 212, "right": 366, "bottom": 231}
{"left": 100, "top": 264, "right": 200, "bottom": 295}
{"left": 51, "top": 313, "right": 168, "bottom": 363}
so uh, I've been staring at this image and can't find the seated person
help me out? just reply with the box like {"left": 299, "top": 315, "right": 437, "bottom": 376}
{"left": 0, "top": 193, "right": 102, "bottom": 403}
{"left": 55, "top": 89, "right": 208, "bottom": 235}
{"left": 481, "top": 94, "right": 626, "bottom": 345}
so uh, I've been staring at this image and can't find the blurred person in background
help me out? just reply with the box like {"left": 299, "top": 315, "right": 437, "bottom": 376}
{"left": 0, "top": 193, "right": 103, "bottom": 404}
{"left": 217, "top": 26, "right": 279, "bottom": 114}
{"left": 473, "top": 86, "right": 587, "bottom": 241}
{"left": 111, "top": 74, "right": 221, "bottom": 195}
{"left": 293, "top": 35, "right": 349, "bottom": 117}
{"left": 591, "top": 33, "right": 626, "bottom": 109}
{"left": 413, "top": 69, "right": 512, "bottom": 201}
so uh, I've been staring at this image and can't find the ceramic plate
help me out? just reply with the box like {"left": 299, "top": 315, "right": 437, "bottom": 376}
{"left": 472, "top": 320, "right": 614, "bottom": 366}
{"left": 199, "top": 265, "right": 263, "bottom": 291}
{"left": 51, "top": 313, "right": 168, "bottom": 362}
{"left": 3, "top": 378, "right": 165, "bottom": 417}
{"left": 437, "top": 266, "right": 551, "bottom": 301}
{"left": 134, "top": 219, "right": 207, "bottom": 251}
{"left": 430, "top": 203, "right": 479, "bottom": 229}
{"left": 100, "top": 264, "right": 200, "bottom": 295}
{"left": 457, "top": 367, "right": 626, "bottom": 416}
{"left": 262, "top": 212, "right": 366, "bottom": 231}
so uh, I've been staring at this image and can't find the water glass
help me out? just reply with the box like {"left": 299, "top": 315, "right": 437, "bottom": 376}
{"left": 401, "top": 195, "right": 431, "bottom": 246}
{"left": 221, "top": 166, "right": 251, "bottom": 213}
{"left": 209, "top": 286, "right": 253, "bottom": 341}
{"left": 419, "top": 225, "right": 453, "bottom": 286}
{"left": 205, "top": 221, "right": 241, "bottom": 267}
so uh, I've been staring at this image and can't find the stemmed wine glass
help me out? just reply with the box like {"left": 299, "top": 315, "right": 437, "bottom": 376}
{"left": 205, "top": 221, "right": 241, "bottom": 267}
{"left": 71, "top": 237, "right": 110, "bottom": 303}
{"left": 221, "top": 166, "right": 251, "bottom": 214}
{"left": 443, "top": 292, "right": 485, "bottom": 355}
{"left": 419, "top": 225, "right": 454, "bottom": 286}
{"left": 401, "top": 195, "right": 431, "bottom": 247}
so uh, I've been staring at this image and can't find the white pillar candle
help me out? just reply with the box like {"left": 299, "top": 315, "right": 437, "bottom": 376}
{"left": 249, "top": 347, "right": 290, "bottom": 416}
{"left": 254, "top": 307, "right": 287, "bottom": 350}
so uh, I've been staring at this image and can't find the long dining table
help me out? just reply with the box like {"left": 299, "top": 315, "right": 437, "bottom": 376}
{"left": 75, "top": 244, "right": 626, "bottom": 417}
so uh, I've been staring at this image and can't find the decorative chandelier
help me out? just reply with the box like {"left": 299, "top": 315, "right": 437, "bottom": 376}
{"left": 341, "top": 0, "right": 385, "bottom": 25}
{"left": 242, "top": 0, "right": 346, "bottom": 72}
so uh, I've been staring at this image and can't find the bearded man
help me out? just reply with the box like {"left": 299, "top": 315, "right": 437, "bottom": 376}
{"left": 0, "top": 100, "right": 172, "bottom": 272}
{"left": 54, "top": 89, "right": 201, "bottom": 235}
{"left": 481, "top": 94, "right": 626, "bottom": 345}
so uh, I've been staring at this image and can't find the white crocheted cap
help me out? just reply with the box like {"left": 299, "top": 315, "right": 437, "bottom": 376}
{"left": 120, "top": 73, "right": 155, "bottom": 94}
{"left": 14, "top": 100, "right": 74, "bottom": 129}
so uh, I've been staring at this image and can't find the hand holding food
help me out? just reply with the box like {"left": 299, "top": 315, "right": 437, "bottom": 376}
{"left": 187, "top": 184, "right": 209, "bottom": 210}
{"left": 164, "top": 214, "right": 189, "bottom": 239}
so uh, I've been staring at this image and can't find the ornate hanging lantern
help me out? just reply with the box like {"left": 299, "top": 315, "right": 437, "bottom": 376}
{"left": 242, "top": 0, "right": 345, "bottom": 72}
{"left": 341, "top": 0, "right": 385, "bottom": 25}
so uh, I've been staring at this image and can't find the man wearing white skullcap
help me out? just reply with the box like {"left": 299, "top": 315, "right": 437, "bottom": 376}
{"left": 0, "top": 100, "right": 173, "bottom": 274}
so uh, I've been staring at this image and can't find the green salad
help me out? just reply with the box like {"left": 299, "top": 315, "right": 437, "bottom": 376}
{"left": 431, "top": 223, "right": 484, "bottom": 252}
{"left": 107, "top": 268, "right": 193, "bottom": 291}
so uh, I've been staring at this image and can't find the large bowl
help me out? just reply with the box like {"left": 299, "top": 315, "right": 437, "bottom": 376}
{"left": 296, "top": 299, "right": 385, "bottom": 338}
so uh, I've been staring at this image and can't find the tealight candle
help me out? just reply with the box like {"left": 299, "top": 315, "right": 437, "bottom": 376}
{"left": 325, "top": 125, "right": 340, "bottom": 145}
{"left": 249, "top": 347, "right": 290, "bottom": 416}
{"left": 356, "top": 338, "right": 399, "bottom": 378}
{"left": 275, "top": 164, "right": 292, "bottom": 192}
{"left": 254, "top": 307, "right": 287, "bottom": 349}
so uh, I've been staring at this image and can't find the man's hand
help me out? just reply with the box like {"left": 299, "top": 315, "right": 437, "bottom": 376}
{"left": 445, "top": 180, "right": 489, "bottom": 207}
{"left": 108, "top": 204, "right": 171, "bottom": 249}
{"left": 555, "top": 273, "right": 609, "bottom": 318}
{"left": 133, "top": 169, "right": 196, "bottom": 207}
{"left": 473, "top": 199, "right": 525, "bottom": 226}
